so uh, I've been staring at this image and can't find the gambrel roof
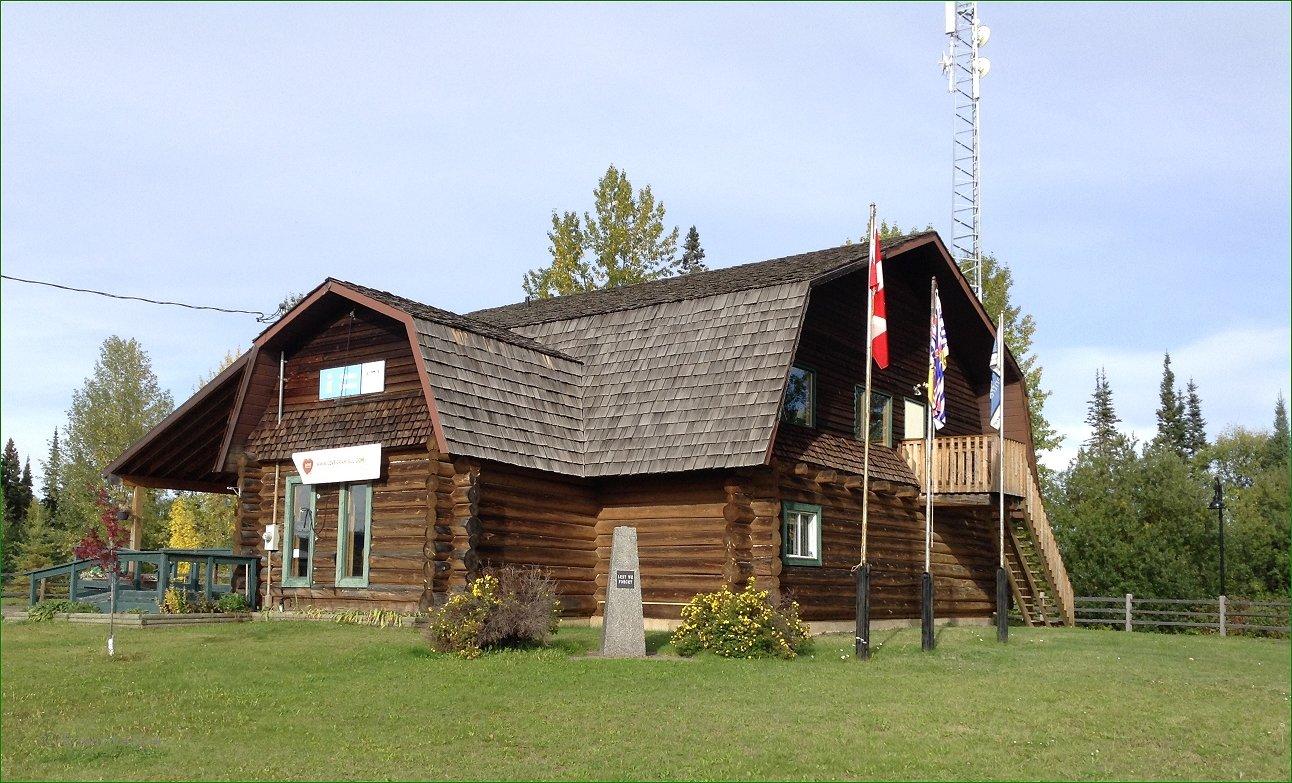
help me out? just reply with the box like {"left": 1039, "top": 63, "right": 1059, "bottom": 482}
{"left": 109, "top": 231, "right": 1014, "bottom": 489}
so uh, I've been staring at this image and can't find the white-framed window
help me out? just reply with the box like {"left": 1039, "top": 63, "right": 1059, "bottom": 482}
{"left": 782, "top": 502, "right": 822, "bottom": 566}
{"left": 319, "top": 360, "right": 386, "bottom": 400}
{"left": 904, "top": 398, "right": 928, "bottom": 440}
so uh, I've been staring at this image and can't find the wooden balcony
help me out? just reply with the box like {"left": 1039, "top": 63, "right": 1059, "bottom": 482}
{"left": 899, "top": 434, "right": 1029, "bottom": 497}
{"left": 900, "top": 434, "right": 1075, "bottom": 627}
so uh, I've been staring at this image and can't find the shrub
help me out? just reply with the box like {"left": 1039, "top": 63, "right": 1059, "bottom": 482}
{"left": 424, "top": 567, "right": 562, "bottom": 658}
{"left": 27, "top": 600, "right": 101, "bottom": 622}
{"left": 161, "top": 588, "right": 221, "bottom": 614}
{"left": 482, "top": 565, "right": 562, "bottom": 649}
{"left": 216, "top": 593, "right": 250, "bottom": 613}
{"left": 671, "top": 579, "right": 813, "bottom": 659}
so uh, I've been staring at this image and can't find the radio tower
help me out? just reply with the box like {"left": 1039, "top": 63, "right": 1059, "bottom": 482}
{"left": 940, "top": 2, "right": 991, "bottom": 298}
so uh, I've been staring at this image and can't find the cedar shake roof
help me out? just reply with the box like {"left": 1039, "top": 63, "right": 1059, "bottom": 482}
{"left": 246, "top": 394, "right": 433, "bottom": 462}
{"left": 111, "top": 230, "right": 994, "bottom": 486}
{"left": 513, "top": 282, "right": 808, "bottom": 476}
{"left": 772, "top": 425, "right": 919, "bottom": 486}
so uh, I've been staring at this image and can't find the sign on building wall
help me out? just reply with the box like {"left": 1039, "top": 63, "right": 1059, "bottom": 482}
{"left": 291, "top": 443, "right": 382, "bottom": 485}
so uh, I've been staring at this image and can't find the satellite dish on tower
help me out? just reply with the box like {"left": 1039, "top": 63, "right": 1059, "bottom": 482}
{"left": 976, "top": 24, "right": 991, "bottom": 46}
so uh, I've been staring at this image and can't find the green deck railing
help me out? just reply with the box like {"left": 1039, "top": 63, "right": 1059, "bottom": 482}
{"left": 26, "top": 549, "right": 260, "bottom": 612}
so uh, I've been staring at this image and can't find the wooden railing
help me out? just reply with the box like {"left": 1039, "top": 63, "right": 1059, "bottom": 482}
{"left": 901, "top": 434, "right": 1074, "bottom": 625}
{"left": 899, "top": 434, "right": 1028, "bottom": 496}
{"left": 1075, "top": 595, "right": 1290, "bottom": 637}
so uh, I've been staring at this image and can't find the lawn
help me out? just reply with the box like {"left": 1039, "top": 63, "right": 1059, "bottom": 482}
{"left": 1, "top": 621, "right": 1288, "bottom": 781}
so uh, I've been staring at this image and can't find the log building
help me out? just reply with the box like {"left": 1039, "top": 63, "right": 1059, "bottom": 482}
{"left": 107, "top": 231, "right": 1074, "bottom": 629}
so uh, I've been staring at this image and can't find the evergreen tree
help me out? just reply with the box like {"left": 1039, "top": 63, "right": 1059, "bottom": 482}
{"left": 523, "top": 165, "right": 682, "bottom": 298}
{"left": 62, "top": 336, "right": 174, "bottom": 547}
{"left": 14, "top": 500, "right": 62, "bottom": 574}
{"left": 678, "top": 226, "right": 707, "bottom": 274}
{"left": 1152, "top": 352, "right": 1187, "bottom": 455}
{"left": 1084, "top": 369, "right": 1122, "bottom": 453}
{"left": 1182, "top": 379, "right": 1207, "bottom": 460}
{"left": 40, "top": 428, "right": 62, "bottom": 518}
{"left": 1, "top": 440, "right": 25, "bottom": 574}
{"left": 1269, "top": 394, "right": 1289, "bottom": 469}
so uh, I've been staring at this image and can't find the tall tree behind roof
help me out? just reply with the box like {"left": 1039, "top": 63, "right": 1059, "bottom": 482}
{"left": 61, "top": 336, "right": 173, "bottom": 543}
{"left": 678, "top": 226, "right": 707, "bottom": 274}
{"left": 523, "top": 165, "right": 682, "bottom": 299}
{"left": 978, "top": 252, "right": 1060, "bottom": 457}
{"left": 1182, "top": 379, "right": 1207, "bottom": 461}
{"left": 1269, "top": 394, "right": 1289, "bottom": 469}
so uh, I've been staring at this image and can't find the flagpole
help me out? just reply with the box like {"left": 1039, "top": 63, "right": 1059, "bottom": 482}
{"left": 996, "top": 311, "right": 1009, "bottom": 643}
{"left": 847, "top": 204, "right": 878, "bottom": 661}
{"left": 922, "top": 277, "right": 936, "bottom": 652}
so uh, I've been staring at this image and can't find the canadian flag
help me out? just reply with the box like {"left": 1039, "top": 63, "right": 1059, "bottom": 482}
{"left": 869, "top": 229, "right": 889, "bottom": 369}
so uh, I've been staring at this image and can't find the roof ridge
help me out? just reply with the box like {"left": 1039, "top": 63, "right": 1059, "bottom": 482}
{"left": 469, "top": 231, "right": 933, "bottom": 329}
{"left": 327, "top": 277, "right": 580, "bottom": 362}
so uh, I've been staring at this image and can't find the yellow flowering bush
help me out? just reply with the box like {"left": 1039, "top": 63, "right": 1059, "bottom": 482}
{"left": 425, "top": 575, "right": 499, "bottom": 659}
{"left": 671, "top": 578, "right": 812, "bottom": 659}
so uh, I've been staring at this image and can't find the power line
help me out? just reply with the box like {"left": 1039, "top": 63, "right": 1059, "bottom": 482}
{"left": 1, "top": 274, "right": 271, "bottom": 321}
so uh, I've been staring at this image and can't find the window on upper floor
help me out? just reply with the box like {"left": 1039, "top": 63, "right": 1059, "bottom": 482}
{"left": 855, "top": 387, "right": 893, "bottom": 447}
{"left": 319, "top": 360, "right": 386, "bottom": 400}
{"left": 904, "top": 398, "right": 928, "bottom": 440}
{"left": 781, "top": 365, "right": 816, "bottom": 427}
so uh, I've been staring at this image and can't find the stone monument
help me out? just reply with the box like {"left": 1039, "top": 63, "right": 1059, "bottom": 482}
{"left": 600, "top": 525, "right": 646, "bottom": 657}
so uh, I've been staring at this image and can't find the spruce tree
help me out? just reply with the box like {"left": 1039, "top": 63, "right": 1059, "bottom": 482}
{"left": 1270, "top": 394, "right": 1290, "bottom": 469}
{"left": 1084, "top": 369, "right": 1121, "bottom": 453}
{"left": 1, "top": 440, "right": 24, "bottom": 574}
{"left": 1183, "top": 379, "right": 1207, "bottom": 460}
{"left": 678, "top": 226, "right": 707, "bottom": 274}
{"left": 1153, "top": 352, "right": 1187, "bottom": 455}
{"left": 15, "top": 500, "right": 63, "bottom": 574}
{"left": 40, "top": 429, "right": 62, "bottom": 520}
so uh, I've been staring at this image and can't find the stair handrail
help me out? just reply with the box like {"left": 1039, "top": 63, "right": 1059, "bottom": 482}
{"left": 1020, "top": 465, "right": 1074, "bottom": 625}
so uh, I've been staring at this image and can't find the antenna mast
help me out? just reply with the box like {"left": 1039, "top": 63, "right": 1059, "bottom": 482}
{"left": 940, "top": 1, "right": 991, "bottom": 298}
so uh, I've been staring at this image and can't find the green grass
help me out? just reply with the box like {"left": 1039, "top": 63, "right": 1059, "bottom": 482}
{"left": 2, "top": 621, "right": 1288, "bottom": 781}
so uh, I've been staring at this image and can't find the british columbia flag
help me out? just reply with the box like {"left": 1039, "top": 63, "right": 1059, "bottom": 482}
{"left": 928, "top": 283, "right": 949, "bottom": 430}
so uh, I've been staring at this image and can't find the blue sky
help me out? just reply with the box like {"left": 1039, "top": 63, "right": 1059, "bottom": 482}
{"left": 3, "top": 2, "right": 1289, "bottom": 475}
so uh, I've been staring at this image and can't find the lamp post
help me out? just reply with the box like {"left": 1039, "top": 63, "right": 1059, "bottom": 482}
{"left": 1208, "top": 477, "right": 1226, "bottom": 598}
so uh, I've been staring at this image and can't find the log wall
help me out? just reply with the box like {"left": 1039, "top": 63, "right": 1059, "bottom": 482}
{"left": 595, "top": 472, "right": 731, "bottom": 620}
{"left": 769, "top": 460, "right": 995, "bottom": 621}
{"left": 474, "top": 463, "right": 598, "bottom": 617}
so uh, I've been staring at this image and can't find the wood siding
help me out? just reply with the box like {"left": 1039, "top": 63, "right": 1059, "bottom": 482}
{"left": 793, "top": 271, "right": 983, "bottom": 443}
{"left": 243, "top": 308, "right": 433, "bottom": 462}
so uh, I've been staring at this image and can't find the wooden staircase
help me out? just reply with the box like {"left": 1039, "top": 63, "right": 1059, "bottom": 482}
{"left": 900, "top": 434, "right": 1074, "bottom": 627}
{"left": 1004, "top": 507, "right": 1063, "bottom": 626}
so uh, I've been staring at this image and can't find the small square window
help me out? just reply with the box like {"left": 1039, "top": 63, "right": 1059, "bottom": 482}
{"left": 781, "top": 366, "right": 815, "bottom": 427}
{"left": 782, "top": 502, "right": 822, "bottom": 566}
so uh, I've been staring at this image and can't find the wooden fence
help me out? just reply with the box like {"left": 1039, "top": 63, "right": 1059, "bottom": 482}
{"left": 1074, "top": 595, "right": 1290, "bottom": 637}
